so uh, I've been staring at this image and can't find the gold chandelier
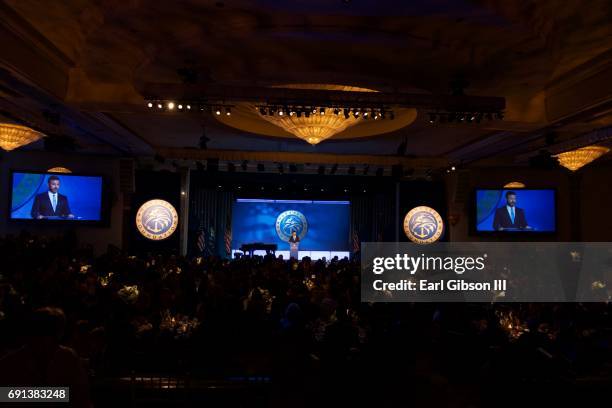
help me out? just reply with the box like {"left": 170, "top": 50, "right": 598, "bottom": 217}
{"left": 257, "top": 107, "right": 363, "bottom": 145}
{"left": 554, "top": 145, "right": 610, "bottom": 171}
{"left": 47, "top": 167, "right": 72, "bottom": 173}
{"left": 0, "top": 123, "right": 45, "bottom": 151}
{"left": 504, "top": 181, "right": 526, "bottom": 188}
{"left": 255, "top": 84, "right": 376, "bottom": 145}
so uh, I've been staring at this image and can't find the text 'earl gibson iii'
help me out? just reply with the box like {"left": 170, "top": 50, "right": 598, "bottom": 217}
{"left": 372, "top": 279, "right": 507, "bottom": 292}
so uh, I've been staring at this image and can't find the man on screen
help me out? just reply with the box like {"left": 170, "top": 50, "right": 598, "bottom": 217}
{"left": 30, "top": 175, "right": 74, "bottom": 219}
{"left": 493, "top": 191, "right": 530, "bottom": 231}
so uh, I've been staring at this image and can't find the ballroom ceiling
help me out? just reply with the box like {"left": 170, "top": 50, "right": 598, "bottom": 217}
{"left": 0, "top": 0, "right": 611, "bottom": 166}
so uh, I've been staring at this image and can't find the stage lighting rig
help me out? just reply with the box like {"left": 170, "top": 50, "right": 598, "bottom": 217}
{"left": 426, "top": 110, "right": 504, "bottom": 124}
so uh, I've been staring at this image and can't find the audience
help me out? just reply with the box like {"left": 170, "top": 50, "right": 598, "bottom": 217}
{"left": 0, "top": 232, "right": 610, "bottom": 407}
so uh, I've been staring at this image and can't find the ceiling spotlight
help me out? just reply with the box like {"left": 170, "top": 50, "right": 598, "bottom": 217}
{"left": 168, "top": 102, "right": 175, "bottom": 110}
{"left": 312, "top": 107, "right": 317, "bottom": 114}
{"left": 278, "top": 108, "right": 284, "bottom": 116}
{"left": 157, "top": 103, "right": 163, "bottom": 109}
{"left": 225, "top": 107, "right": 231, "bottom": 116}
{"left": 147, "top": 102, "right": 153, "bottom": 108}
{"left": 320, "top": 107, "right": 325, "bottom": 115}
{"left": 178, "top": 104, "right": 183, "bottom": 109}
{"left": 354, "top": 110, "right": 360, "bottom": 117}
{"left": 363, "top": 111, "right": 369, "bottom": 117}
{"left": 215, "top": 108, "right": 221, "bottom": 115}
{"left": 428, "top": 113, "right": 436, "bottom": 123}
{"left": 187, "top": 105, "right": 191, "bottom": 110}
{"left": 451, "top": 166, "right": 456, "bottom": 171}
{"left": 289, "top": 110, "right": 295, "bottom": 116}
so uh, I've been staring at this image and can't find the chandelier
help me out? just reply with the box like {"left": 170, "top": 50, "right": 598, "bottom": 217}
{"left": 0, "top": 123, "right": 45, "bottom": 151}
{"left": 255, "top": 84, "right": 377, "bottom": 145}
{"left": 257, "top": 107, "right": 363, "bottom": 145}
{"left": 503, "top": 181, "right": 526, "bottom": 188}
{"left": 554, "top": 145, "right": 610, "bottom": 171}
{"left": 47, "top": 167, "right": 72, "bottom": 173}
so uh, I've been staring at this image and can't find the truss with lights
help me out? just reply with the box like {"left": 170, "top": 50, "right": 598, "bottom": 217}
{"left": 426, "top": 110, "right": 504, "bottom": 124}
{"left": 146, "top": 101, "right": 234, "bottom": 116}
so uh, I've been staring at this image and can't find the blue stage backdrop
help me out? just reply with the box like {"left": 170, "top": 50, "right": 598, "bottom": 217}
{"left": 476, "top": 189, "right": 556, "bottom": 232}
{"left": 231, "top": 199, "right": 350, "bottom": 251}
{"left": 11, "top": 172, "right": 103, "bottom": 221}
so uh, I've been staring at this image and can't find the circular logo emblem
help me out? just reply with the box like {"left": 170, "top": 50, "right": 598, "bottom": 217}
{"left": 136, "top": 199, "right": 179, "bottom": 240}
{"left": 275, "top": 210, "right": 308, "bottom": 242}
{"left": 403, "top": 206, "right": 444, "bottom": 244}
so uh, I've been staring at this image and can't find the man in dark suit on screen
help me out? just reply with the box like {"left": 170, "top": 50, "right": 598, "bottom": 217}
{"left": 30, "top": 175, "right": 74, "bottom": 219}
{"left": 492, "top": 191, "right": 530, "bottom": 231}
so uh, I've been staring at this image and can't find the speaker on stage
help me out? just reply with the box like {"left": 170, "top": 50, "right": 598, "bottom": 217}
{"left": 288, "top": 231, "right": 300, "bottom": 259}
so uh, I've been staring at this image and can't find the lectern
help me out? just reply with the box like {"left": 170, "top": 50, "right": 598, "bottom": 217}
{"left": 290, "top": 242, "right": 299, "bottom": 259}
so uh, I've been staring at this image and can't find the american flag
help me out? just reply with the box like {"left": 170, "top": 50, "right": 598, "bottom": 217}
{"left": 196, "top": 220, "right": 206, "bottom": 253}
{"left": 352, "top": 228, "right": 360, "bottom": 253}
{"left": 224, "top": 215, "right": 232, "bottom": 257}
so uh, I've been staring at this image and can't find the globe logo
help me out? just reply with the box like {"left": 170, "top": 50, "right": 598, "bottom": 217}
{"left": 136, "top": 199, "right": 179, "bottom": 240}
{"left": 403, "top": 206, "right": 444, "bottom": 244}
{"left": 275, "top": 210, "right": 308, "bottom": 242}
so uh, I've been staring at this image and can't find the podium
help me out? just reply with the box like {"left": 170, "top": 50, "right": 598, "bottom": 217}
{"left": 289, "top": 242, "right": 299, "bottom": 259}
